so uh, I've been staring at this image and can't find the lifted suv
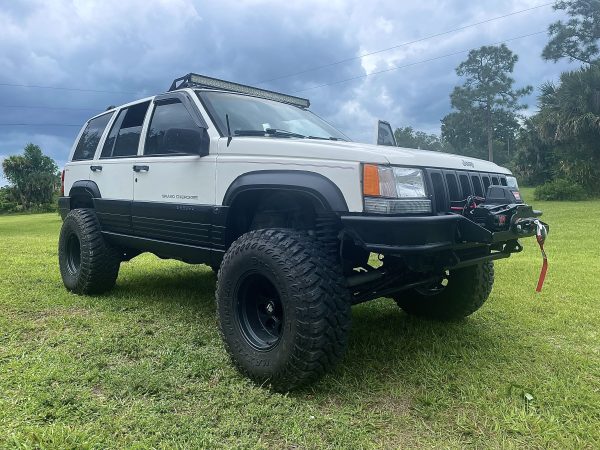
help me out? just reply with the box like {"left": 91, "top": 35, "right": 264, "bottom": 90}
{"left": 58, "top": 73, "right": 547, "bottom": 390}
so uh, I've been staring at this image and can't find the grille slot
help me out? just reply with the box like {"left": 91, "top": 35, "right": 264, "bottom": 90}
{"left": 459, "top": 173, "right": 472, "bottom": 197}
{"left": 429, "top": 171, "right": 448, "bottom": 213}
{"left": 471, "top": 174, "right": 484, "bottom": 196}
{"left": 445, "top": 172, "right": 462, "bottom": 201}
{"left": 482, "top": 174, "right": 491, "bottom": 191}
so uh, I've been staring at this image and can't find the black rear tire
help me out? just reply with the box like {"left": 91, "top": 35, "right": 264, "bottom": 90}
{"left": 216, "top": 229, "right": 351, "bottom": 391}
{"left": 58, "top": 208, "right": 121, "bottom": 295}
{"left": 394, "top": 262, "right": 494, "bottom": 320}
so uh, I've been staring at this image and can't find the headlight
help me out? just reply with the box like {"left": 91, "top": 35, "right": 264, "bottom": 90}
{"left": 362, "top": 164, "right": 431, "bottom": 214}
{"left": 506, "top": 176, "right": 519, "bottom": 189}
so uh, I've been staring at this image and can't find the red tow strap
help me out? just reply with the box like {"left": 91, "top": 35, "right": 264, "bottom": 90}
{"left": 535, "top": 221, "right": 548, "bottom": 293}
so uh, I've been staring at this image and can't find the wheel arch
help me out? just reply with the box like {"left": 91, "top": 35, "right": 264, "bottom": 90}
{"left": 68, "top": 180, "right": 101, "bottom": 209}
{"left": 221, "top": 170, "right": 348, "bottom": 247}
{"left": 222, "top": 170, "right": 348, "bottom": 212}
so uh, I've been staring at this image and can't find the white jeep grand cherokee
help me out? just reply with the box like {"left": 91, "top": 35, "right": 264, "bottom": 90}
{"left": 58, "top": 73, "right": 546, "bottom": 391}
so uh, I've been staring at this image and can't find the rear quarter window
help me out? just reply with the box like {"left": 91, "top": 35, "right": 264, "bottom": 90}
{"left": 101, "top": 101, "right": 150, "bottom": 158}
{"left": 71, "top": 112, "right": 113, "bottom": 161}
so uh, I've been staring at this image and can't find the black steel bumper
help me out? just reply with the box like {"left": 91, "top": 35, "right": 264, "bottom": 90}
{"left": 340, "top": 207, "right": 542, "bottom": 256}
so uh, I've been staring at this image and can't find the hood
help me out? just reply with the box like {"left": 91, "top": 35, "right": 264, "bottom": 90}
{"left": 223, "top": 137, "right": 511, "bottom": 174}
{"left": 344, "top": 141, "right": 510, "bottom": 174}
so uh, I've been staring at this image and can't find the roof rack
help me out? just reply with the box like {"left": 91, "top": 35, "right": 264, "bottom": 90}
{"left": 169, "top": 73, "right": 310, "bottom": 108}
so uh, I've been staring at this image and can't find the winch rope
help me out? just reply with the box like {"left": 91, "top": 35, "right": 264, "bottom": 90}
{"left": 535, "top": 220, "right": 548, "bottom": 293}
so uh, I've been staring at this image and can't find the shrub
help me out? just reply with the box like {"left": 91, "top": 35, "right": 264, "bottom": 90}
{"left": 0, "top": 187, "right": 18, "bottom": 213}
{"left": 0, "top": 185, "right": 59, "bottom": 214}
{"left": 0, "top": 202, "right": 18, "bottom": 214}
{"left": 534, "top": 179, "right": 587, "bottom": 201}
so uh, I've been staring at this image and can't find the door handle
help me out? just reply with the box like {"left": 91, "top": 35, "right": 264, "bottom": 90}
{"left": 132, "top": 165, "right": 149, "bottom": 172}
{"left": 90, "top": 165, "right": 102, "bottom": 172}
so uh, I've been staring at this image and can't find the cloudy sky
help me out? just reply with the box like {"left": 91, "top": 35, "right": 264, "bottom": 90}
{"left": 0, "top": 0, "right": 581, "bottom": 184}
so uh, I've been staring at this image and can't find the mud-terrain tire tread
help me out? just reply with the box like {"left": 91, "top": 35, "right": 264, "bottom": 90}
{"left": 216, "top": 229, "right": 351, "bottom": 391}
{"left": 395, "top": 262, "right": 494, "bottom": 320}
{"left": 58, "top": 208, "right": 120, "bottom": 295}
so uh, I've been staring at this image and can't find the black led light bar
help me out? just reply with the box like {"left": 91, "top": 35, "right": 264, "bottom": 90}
{"left": 169, "top": 73, "right": 310, "bottom": 108}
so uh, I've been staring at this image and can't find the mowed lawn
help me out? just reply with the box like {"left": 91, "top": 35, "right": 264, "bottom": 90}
{"left": 1, "top": 189, "right": 599, "bottom": 449}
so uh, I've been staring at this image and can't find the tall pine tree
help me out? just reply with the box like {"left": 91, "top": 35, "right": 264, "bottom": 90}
{"left": 441, "top": 44, "right": 532, "bottom": 162}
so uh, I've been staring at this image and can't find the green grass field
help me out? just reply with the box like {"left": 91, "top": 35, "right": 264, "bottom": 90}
{"left": 1, "top": 189, "right": 599, "bottom": 449}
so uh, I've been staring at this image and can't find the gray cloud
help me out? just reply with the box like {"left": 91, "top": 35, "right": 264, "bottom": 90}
{"left": 0, "top": 0, "right": 583, "bottom": 185}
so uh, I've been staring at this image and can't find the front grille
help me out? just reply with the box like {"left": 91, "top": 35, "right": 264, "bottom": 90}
{"left": 425, "top": 168, "right": 508, "bottom": 213}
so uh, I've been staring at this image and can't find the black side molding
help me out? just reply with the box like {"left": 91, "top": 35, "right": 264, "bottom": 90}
{"left": 223, "top": 170, "right": 349, "bottom": 212}
{"left": 102, "top": 231, "right": 222, "bottom": 266}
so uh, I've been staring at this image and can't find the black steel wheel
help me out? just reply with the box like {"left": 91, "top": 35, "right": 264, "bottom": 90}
{"left": 216, "top": 229, "right": 351, "bottom": 391}
{"left": 236, "top": 272, "right": 284, "bottom": 350}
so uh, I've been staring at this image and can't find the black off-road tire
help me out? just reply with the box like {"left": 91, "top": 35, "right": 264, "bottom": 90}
{"left": 394, "top": 262, "right": 494, "bottom": 320}
{"left": 58, "top": 208, "right": 121, "bottom": 295}
{"left": 216, "top": 229, "right": 351, "bottom": 391}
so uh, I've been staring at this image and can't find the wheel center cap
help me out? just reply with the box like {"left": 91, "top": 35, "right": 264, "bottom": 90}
{"left": 265, "top": 301, "right": 275, "bottom": 314}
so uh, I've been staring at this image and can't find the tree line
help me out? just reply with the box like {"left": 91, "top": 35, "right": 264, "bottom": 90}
{"left": 1, "top": 144, "right": 59, "bottom": 213}
{"left": 395, "top": 0, "right": 600, "bottom": 196}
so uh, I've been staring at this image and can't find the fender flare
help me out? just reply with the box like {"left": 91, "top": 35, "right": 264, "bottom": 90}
{"left": 222, "top": 170, "right": 349, "bottom": 212}
{"left": 68, "top": 180, "right": 101, "bottom": 200}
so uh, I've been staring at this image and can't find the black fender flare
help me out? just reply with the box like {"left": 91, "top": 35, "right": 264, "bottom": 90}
{"left": 222, "top": 170, "right": 349, "bottom": 212}
{"left": 69, "top": 180, "right": 101, "bottom": 200}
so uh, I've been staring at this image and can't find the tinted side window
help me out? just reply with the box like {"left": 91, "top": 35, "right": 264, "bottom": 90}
{"left": 101, "top": 101, "right": 150, "bottom": 158}
{"left": 72, "top": 112, "right": 113, "bottom": 161}
{"left": 145, "top": 100, "right": 198, "bottom": 156}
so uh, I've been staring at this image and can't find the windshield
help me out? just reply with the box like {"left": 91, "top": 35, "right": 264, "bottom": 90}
{"left": 197, "top": 91, "right": 349, "bottom": 141}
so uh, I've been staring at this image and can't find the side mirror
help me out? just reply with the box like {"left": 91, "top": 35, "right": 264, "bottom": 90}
{"left": 164, "top": 127, "right": 210, "bottom": 156}
{"left": 376, "top": 120, "right": 397, "bottom": 147}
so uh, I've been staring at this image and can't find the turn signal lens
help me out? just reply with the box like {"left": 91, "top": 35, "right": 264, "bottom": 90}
{"left": 363, "top": 164, "right": 380, "bottom": 196}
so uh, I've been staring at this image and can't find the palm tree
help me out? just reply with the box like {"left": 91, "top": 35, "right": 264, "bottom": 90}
{"left": 534, "top": 64, "right": 600, "bottom": 192}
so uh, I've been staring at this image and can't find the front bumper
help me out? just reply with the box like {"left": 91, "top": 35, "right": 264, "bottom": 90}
{"left": 340, "top": 205, "right": 544, "bottom": 256}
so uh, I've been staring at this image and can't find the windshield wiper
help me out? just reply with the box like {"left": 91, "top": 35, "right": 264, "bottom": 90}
{"left": 233, "top": 129, "right": 267, "bottom": 136}
{"left": 307, "top": 136, "right": 344, "bottom": 141}
{"left": 266, "top": 128, "right": 306, "bottom": 138}
{"left": 233, "top": 128, "right": 306, "bottom": 139}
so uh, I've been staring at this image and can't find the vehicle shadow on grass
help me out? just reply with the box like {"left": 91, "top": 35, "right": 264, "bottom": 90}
{"left": 107, "top": 266, "right": 501, "bottom": 401}
{"left": 108, "top": 264, "right": 218, "bottom": 315}
{"left": 297, "top": 300, "right": 504, "bottom": 400}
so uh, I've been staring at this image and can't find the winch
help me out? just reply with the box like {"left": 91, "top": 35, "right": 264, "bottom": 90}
{"left": 452, "top": 185, "right": 550, "bottom": 292}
